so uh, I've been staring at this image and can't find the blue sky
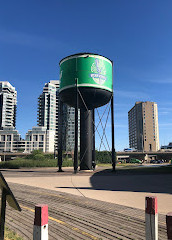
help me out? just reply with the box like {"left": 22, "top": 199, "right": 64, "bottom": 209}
{"left": 0, "top": 0, "right": 172, "bottom": 150}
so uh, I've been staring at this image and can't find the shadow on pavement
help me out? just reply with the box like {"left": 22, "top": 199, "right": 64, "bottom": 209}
{"left": 55, "top": 168, "right": 172, "bottom": 194}
{"left": 89, "top": 169, "right": 172, "bottom": 194}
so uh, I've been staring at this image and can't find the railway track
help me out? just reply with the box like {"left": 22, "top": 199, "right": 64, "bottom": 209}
{"left": 5, "top": 183, "right": 167, "bottom": 240}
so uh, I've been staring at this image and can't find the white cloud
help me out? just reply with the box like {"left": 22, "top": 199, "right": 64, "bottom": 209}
{"left": 114, "top": 89, "right": 150, "bottom": 99}
{"left": 158, "top": 107, "right": 172, "bottom": 111}
{"left": 0, "top": 28, "right": 68, "bottom": 50}
{"left": 159, "top": 123, "right": 172, "bottom": 127}
{"left": 149, "top": 79, "right": 172, "bottom": 84}
{"left": 159, "top": 111, "right": 170, "bottom": 115}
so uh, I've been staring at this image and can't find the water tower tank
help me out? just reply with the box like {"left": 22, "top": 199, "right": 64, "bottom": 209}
{"left": 59, "top": 53, "right": 113, "bottom": 109}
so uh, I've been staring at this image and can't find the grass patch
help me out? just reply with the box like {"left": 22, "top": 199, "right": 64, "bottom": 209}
{"left": 97, "top": 163, "right": 172, "bottom": 174}
{"left": 0, "top": 158, "right": 74, "bottom": 169}
{"left": 97, "top": 163, "right": 141, "bottom": 167}
{"left": 117, "top": 164, "right": 172, "bottom": 174}
{"left": 97, "top": 163, "right": 112, "bottom": 167}
{"left": 5, "top": 226, "right": 23, "bottom": 240}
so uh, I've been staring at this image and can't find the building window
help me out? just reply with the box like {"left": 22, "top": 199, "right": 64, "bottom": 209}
{"left": 7, "top": 135, "right": 11, "bottom": 141}
{"left": 33, "top": 142, "right": 38, "bottom": 147}
{"left": 6, "top": 142, "right": 11, "bottom": 147}
{"left": 33, "top": 135, "right": 38, "bottom": 141}
{"left": 1, "top": 135, "right": 5, "bottom": 141}
{"left": 39, "top": 135, "right": 44, "bottom": 141}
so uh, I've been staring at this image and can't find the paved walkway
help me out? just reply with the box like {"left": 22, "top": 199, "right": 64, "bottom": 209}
{"left": 3, "top": 167, "right": 172, "bottom": 215}
{"left": 7, "top": 183, "right": 167, "bottom": 239}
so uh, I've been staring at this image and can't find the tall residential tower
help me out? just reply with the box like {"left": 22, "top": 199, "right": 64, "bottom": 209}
{"left": 37, "top": 80, "right": 60, "bottom": 149}
{"left": 128, "top": 101, "right": 159, "bottom": 151}
{"left": 37, "top": 80, "right": 80, "bottom": 152}
{"left": 0, "top": 81, "right": 17, "bottom": 129}
{"left": 62, "top": 104, "right": 80, "bottom": 152}
{"left": 0, "top": 82, "right": 26, "bottom": 152}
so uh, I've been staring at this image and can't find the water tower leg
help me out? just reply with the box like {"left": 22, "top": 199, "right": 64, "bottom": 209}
{"left": 58, "top": 100, "right": 63, "bottom": 172}
{"left": 111, "top": 94, "right": 116, "bottom": 171}
{"left": 74, "top": 80, "right": 78, "bottom": 173}
{"left": 80, "top": 109, "right": 93, "bottom": 170}
{"left": 92, "top": 109, "right": 96, "bottom": 170}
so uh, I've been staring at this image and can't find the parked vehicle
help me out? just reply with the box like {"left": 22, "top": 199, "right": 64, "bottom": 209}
{"left": 150, "top": 160, "right": 163, "bottom": 164}
{"left": 150, "top": 160, "right": 156, "bottom": 164}
{"left": 130, "top": 158, "right": 142, "bottom": 164}
{"left": 157, "top": 160, "right": 163, "bottom": 164}
{"left": 124, "top": 148, "right": 136, "bottom": 152}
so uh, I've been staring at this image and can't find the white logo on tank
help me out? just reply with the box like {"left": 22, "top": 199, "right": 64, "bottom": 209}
{"left": 90, "top": 58, "right": 107, "bottom": 85}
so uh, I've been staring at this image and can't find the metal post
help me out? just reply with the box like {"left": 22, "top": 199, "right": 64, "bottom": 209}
{"left": 33, "top": 205, "right": 48, "bottom": 240}
{"left": 0, "top": 188, "right": 7, "bottom": 240}
{"left": 74, "top": 79, "right": 78, "bottom": 173}
{"left": 54, "top": 145, "right": 56, "bottom": 159}
{"left": 111, "top": 94, "right": 116, "bottom": 171}
{"left": 92, "top": 109, "right": 96, "bottom": 170}
{"left": 145, "top": 196, "right": 158, "bottom": 240}
{"left": 58, "top": 99, "right": 63, "bottom": 172}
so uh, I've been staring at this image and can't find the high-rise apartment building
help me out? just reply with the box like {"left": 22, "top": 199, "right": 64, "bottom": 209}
{"left": 0, "top": 82, "right": 17, "bottom": 129}
{"left": 37, "top": 80, "right": 60, "bottom": 149}
{"left": 0, "top": 82, "right": 26, "bottom": 152}
{"left": 62, "top": 104, "right": 80, "bottom": 151}
{"left": 128, "top": 101, "right": 159, "bottom": 151}
{"left": 37, "top": 80, "right": 80, "bottom": 152}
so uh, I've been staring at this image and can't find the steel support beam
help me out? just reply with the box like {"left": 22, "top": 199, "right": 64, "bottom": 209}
{"left": 111, "top": 94, "right": 116, "bottom": 171}
{"left": 80, "top": 109, "right": 93, "bottom": 170}
{"left": 58, "top": 99, "right": 63, "bottom": 172}
{"left": 92, "top": 109, "right": 96, "bottom": 170}
{"left": 74, "top": 79, "right": 78, "bottom": 173}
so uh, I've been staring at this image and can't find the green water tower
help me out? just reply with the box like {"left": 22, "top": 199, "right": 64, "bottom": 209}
{"left": 58, "top": 53, "right": 115, "bottom": 172}
{"left": 59, "top": 53, "right": 113, "bottom": 109}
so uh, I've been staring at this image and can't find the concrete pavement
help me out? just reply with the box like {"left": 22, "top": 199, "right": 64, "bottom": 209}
{"left": 3, "top": 166, "right": 172, "bottom": 215}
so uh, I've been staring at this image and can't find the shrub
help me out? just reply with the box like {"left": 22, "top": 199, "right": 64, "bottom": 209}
{"left": 33, "top": 154, "right": 45, "bottom": 161}
{"left": 0, "top": 157, "right": 73, "bottom": 169}
{"left": 44, "top": 154, "right": 54, "bottom": 159}
{"left": 25, "top": 150, "right": 44, "bottom": 159}
{"left": 95, "top": 150, "right": 112, "bottom": 163}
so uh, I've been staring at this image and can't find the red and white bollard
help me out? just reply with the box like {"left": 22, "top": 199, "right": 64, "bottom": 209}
{"left": 166, "top": 212, "right": 172, "bottom": 240}
{"left": 33, "top": 205, "right": 48, "bottom": 240}
{"left": 145, "top": 196, "right": 158, "bottom": 240}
